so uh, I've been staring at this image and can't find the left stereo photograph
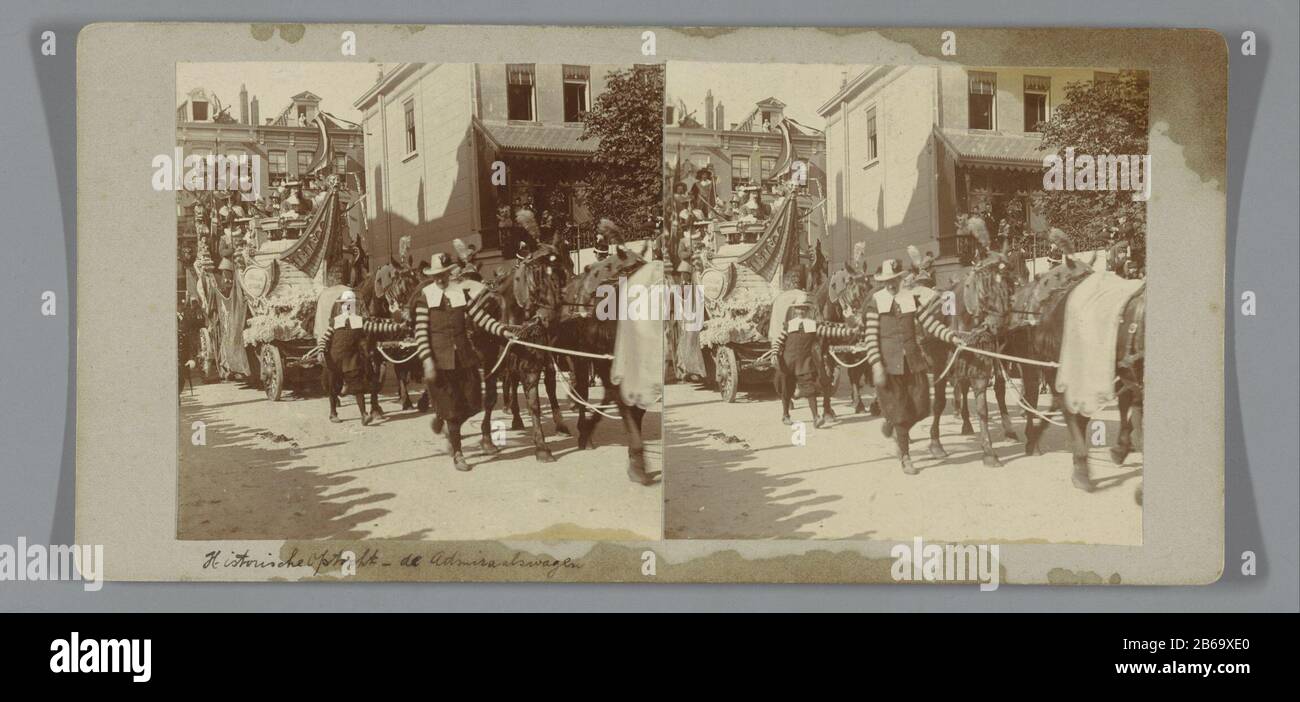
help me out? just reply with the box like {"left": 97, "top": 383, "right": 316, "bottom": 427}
{"left": 172, "top": 62, "right": 666, "bottom": 544}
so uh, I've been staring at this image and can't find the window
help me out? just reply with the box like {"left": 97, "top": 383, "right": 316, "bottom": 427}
{"left": 507, "top": 64, "right": 536, "bottom": 121}
{"left": 1024, "top": 76, "right": 1050, "bottom": 132}
{"left": 297, "top": 151, "right": 313, "bottom": 176}
{"left": 968, "top": 71, "right": 996, "bottom": 130}
{"left": 733, "top": 155, "right": 750, "bottom": 182}
{"left": 664, "top": 104, "right": 676, "bottom": 125}
{"left": 760, "top": 156, "right": 776, "bottom": 181}
{"left": 268, "top": 151, "right": 288, "bottom": 183}
{"left": 191, "top": 101, "right": 208, "bottom": 122}
{"left": 334, "top": 152, "right": 348, "bottom": 175}
{"left": 865, "top": 107, "right": 878, "bottom": 162}
{"left": 403, "top": 98, "right": 417, "bottom": 154}
{"left": 563, "top": 65, "right": 590, "bottom": 123}
{"left": 190, "top": 149, "right": 211, "bottom": 187}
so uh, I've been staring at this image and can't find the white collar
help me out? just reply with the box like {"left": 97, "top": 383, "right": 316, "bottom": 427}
{"left": 424, "top": 279, "right": 484, "bottom": 308}
{"left": 874, "top": 288, "right": 918, "bottom": 314}
{"left": 332, "top": 313, "right": 364, "bottom": 329}
{"left": 786, "top": 318, "right": 817, "bottom": 333}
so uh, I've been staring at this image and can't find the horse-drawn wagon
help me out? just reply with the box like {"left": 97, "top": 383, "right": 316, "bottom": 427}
{"left": 238, "top": 179, "right": 359, "bottom": 401}
{"left": 697, "top": 192, "right": 826, "bottom": 402}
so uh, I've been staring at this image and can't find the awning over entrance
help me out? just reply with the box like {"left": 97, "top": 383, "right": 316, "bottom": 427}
{"left": 474, "top": 117, "right": 598, "bottom": 159}
{"left": 936, "top": 127, "right": 1047, "bottom": 171}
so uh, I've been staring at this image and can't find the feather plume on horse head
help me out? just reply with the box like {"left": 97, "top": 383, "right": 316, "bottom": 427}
{"left": 906, "top": 245, "right": 924, "bottom": 271}
{"left": 452, "top": 238, "right": 477, "bottom": 265}
{"left": 1048, "top": 228, "right": 1072, "bottom": 254}
{"left": 965, "top": 215, "right": 992, "bottom": 249}
{"left": 596, "top": 218, "right": 623, "bottom": 242}
{"left": 515, "top": 208, "right": 542, "bottom": 241}
{"left": 451, "top": 238, "right": 482, "bottom": 280}
{"left": 1047, "top": 227, "right": 1078, "bottom": 268}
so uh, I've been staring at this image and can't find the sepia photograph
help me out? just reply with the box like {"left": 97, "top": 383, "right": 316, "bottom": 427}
{"left": 174, "top": 61, "right": 665, "bottom": 542}
{"left": 663, "top": 61, "right": 1149, "bottom": 544}
{"left": 73, "top": 23, "right": 1231, "bottom": 588}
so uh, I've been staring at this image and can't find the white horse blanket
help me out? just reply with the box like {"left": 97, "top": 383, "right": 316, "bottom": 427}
{"left": 1055, "top": 272, "right": 1145, "bottom": 415}
{"left": 612, "top": 260, "right": 665, "bottom": 410}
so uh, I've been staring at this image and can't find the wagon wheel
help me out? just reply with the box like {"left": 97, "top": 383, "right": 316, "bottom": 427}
{"left": 714, "top": 346, "right": 739, "bottom": 403}
{"left": 259, "top": 344, "right": 285, "bottom": 401}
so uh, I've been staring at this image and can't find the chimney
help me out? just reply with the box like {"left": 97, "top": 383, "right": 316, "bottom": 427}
{"left": 705, "top": 89, "right": 714, "bottom": 130}
{"left": 715, "top": 102, "right": 725, "bottom": 133}
{"left": 239, "top": 83, "right": 249, "bottom": 125}
{"left": 840, "top": 71, "right": 848, "bottom": 89}
{"left": 250, "top": 96, "right": 260, "bottom": 128}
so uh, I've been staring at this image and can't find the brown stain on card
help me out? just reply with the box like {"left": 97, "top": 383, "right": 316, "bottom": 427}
{"left": 671, "top": 27, "right": 737, "bottom": 39}
{"left": 249, "top": 24, "right": 305, "bottom": 43}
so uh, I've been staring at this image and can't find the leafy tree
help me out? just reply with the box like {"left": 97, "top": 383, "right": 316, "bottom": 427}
{"left": 1035, "top": 71, "right": 1149, "bottom": 254}
{"left": 580, "top": 64, "right": 664, "bottom": 237}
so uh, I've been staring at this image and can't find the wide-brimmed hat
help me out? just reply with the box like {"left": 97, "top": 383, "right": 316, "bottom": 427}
{"left": 874, "top": 258, "right": 906, "bottom": 282}
{"left": 423, "top": 252, "right": 456, "bottom": 276}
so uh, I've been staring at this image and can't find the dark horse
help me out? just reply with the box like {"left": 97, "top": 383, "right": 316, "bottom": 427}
{"left": 927, "top": 253, "right": 1020, "bottom": 466}
{"left": 346, "top": 263, "right": 423, "bottom": 420}
{"left": 805, "top": 270, "right": 874, "bottom": 418}
{"left": 555, "top": 246, "right": 657, "bottom": 485}
{"left": 488, "top": 243, "right": 572, "bottom": 462}
{"left": 1006, "top": 250, "right": 1146, "bottom": 491}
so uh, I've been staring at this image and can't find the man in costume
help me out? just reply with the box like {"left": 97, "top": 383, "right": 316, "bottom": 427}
{"left": 864, "top": 258, "right": 964, "bottom": 474}
{"left": 414, "top": 253, "right": 517, "bottom": 472}
{"left": 307, "top": 290, "right": 406, "bottom": 425}
{"left": 689, "top": 167, "right": 719, "bottom": 220}
{"left": 773, "top": 301, "right": 860, "bottom": 428}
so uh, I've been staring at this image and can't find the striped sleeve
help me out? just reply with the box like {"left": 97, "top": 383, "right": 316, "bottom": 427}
{"left": 414, "top": 302, "right": 432, "bottom": 363}
{"left": 772, "top": 329, "right": 788, "bottom": 358}
{"left": 918, "top": 300, "right": 958, "bottom": 345}
{"left": 467, "top": 289, "right": 508, "bottom": 337}
{"left": 313, "top": 327, "right": 333, "bottom": 357}
{"left": 363, "top": 319, "right": 406, "bottom": 341}
{"left": 863, "top": 303, "right": 882, "bottom": 367}
{"left": 817, "top": 322, "right": 858, "bottom": 345}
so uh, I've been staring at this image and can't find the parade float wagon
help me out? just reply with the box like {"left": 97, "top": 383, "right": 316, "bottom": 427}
{"left": 238, "top": 182, "right": 358, "bottom": 401}
{"left": 697, "top": 191, "right": 828, "bottom": 402}
{"left": 186, "top": 114, "right": 366, "bottom": 401}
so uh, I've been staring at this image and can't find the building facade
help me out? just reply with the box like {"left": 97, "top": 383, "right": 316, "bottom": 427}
{"left": 175, "top": 85, "right": 365, "bottom": 302}
{"left": 354, "top": 62, "right": 629, "bottom": 276}
{"left": 664, "top": 94, "right": 827, "bottom": 207}
{"left": 176, "top": 87, "right": 365, "bottom": 200}
{"left": 818, "top": 65, "right": 1122, "bottom": 278}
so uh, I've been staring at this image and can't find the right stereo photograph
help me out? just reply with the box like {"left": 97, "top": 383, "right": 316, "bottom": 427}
{"left": 663, "top": 61, "right": 1149, "bottom": 545}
